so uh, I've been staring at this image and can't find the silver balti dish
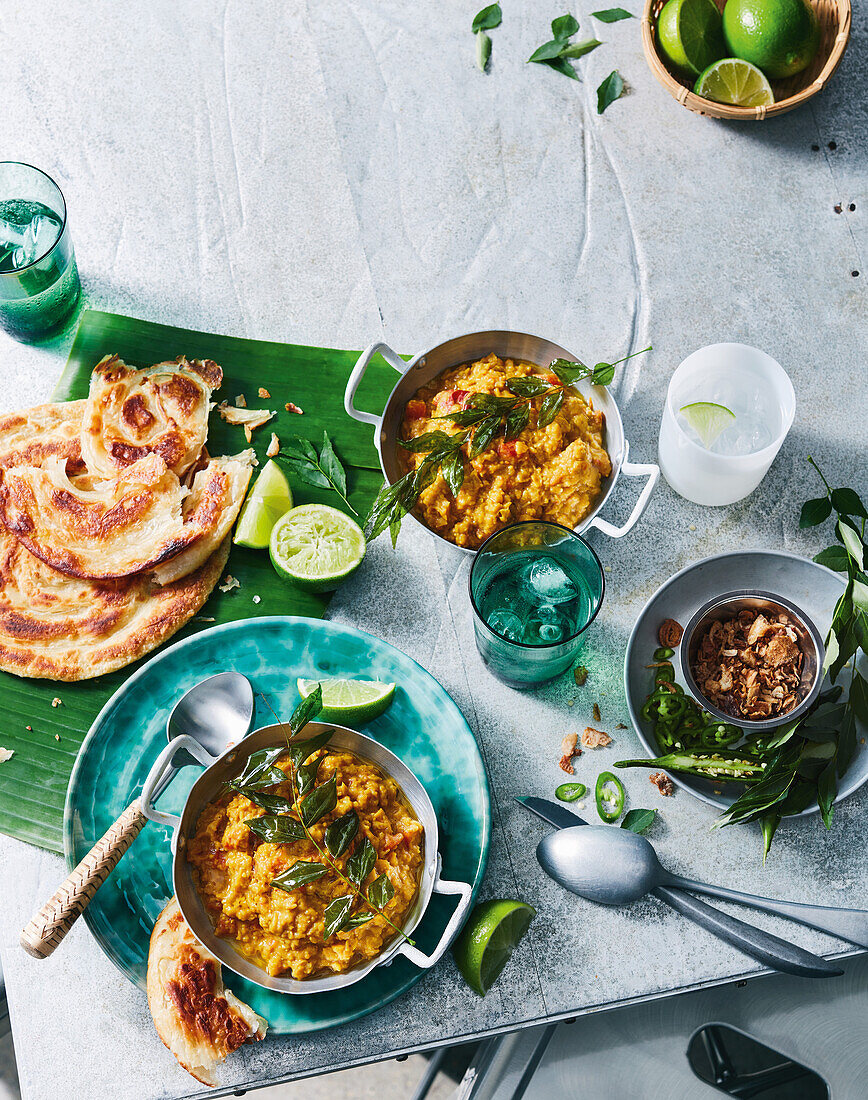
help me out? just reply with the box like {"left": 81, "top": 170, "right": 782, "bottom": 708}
{"left": 344, "top": 330, "right": 659, "bottom": 555}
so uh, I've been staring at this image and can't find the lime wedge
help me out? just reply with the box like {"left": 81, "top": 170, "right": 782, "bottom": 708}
{"left": 694, "top": 59, "right": 775, "bottom": 107}
{"left": 679, "top": 401, "right": 737, "bottom": 448}
{"left": 297, "top": 678, "right": 396, "bottom": 723}
{"left": 657, "top": 0, "right": 725, "bottom": 78}
{"left": 270, "top": 504, "right": 366, "bottom": 592}
{"left": 452, "top": 899, "right": 536, "bottom": 996}
{"left": 233, "top": 459, "right": 293, "bottom": 549}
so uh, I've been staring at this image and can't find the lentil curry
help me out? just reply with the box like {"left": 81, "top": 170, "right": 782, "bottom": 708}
{"left": 188, "top": 748, "right": 424, "bottom": 980}
{"left": 400, "top": 354, "right": 611, "bottom": 548}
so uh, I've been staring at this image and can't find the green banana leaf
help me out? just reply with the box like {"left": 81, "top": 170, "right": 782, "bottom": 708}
{"left": 0, "top": 310, "right": 400, "bottom": 853}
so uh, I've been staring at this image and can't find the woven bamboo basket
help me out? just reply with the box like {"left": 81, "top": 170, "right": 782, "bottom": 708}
{"left": 642, "top": 0, "right": 851, "bottom": 119}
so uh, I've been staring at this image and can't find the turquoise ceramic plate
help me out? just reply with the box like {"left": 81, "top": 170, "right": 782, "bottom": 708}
{"left": 65, "top": 616, "right": 491, "bottom": 1034}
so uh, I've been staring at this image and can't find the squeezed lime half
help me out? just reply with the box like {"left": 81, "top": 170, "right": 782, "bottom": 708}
{"left": 270, "top": 504, "right": 366, "bottom": 592}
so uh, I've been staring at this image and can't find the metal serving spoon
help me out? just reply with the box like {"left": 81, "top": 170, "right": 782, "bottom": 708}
{"left": 538, "top": 825, "right": 849, "bottom": 978}
{"left": 20, "top": 671, "right": 254, "bottom": 960}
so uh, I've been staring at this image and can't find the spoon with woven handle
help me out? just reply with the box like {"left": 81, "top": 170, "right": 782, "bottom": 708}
{"left": 20, "top": 671, "right": 253, "bottom": 959}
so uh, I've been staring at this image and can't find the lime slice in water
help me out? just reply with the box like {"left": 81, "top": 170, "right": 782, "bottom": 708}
{"left": 694, "top": 59, "right": 775, "bottom": 107}
{"left": 657, "top": 0, "right": 726, "bottom": 78}
{"left": 297, "top": 678, "right": 396, "bottom": 723}
{"left": 679, "top": 401, "right": 737, "bottom": 449}
{"left": 452, "top": 899, "right": 536, "bottom": 996}
{"left": 233, "top": 459, "right": 293, "bottom": 549}
{"left": 270, "top": 504, "right": 366, "bottom": 592}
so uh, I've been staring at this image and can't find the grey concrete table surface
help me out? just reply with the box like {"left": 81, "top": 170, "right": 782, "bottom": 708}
{"left": 0, "top": 2, "right": 865, "bottom": 1099}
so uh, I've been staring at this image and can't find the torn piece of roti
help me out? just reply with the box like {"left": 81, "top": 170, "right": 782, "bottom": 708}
{"left": 147, "top": 897, "right": 267, "bottom": 1087}
{"left": 0, "top": 450, "right": 253, "bottom": 581}
{"left": 81, "top": 355, "right": 222, "bottom": 478}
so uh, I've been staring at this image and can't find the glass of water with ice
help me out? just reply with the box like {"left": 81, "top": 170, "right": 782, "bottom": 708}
{"left": 0, "top": 162, "right": 81, "bottom": 342}
{"left": 469, "top": 521, "right": 605, "bottom": 688}
{"left": 657, "top": 343, "right": 795, "bottom": 507}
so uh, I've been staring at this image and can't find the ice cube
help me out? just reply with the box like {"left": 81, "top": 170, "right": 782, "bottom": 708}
{"left": 486, "top": 609, "right": 524, "bottom": 643}
{"left": 524, "top": 557, "right": 578, "bottom": 604}
{"left": 12, "top": 213, "right": 61, "bottom": 269}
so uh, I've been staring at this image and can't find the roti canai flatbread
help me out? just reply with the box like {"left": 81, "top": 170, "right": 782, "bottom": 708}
{"left": 0, "top": 400, "right": 86, "bottom": 474}
{"left": 81, "top": 355, "right": 222, "bottom": 478}
{"left": 147, "top": 897, "right": 267, "bottom": 1087}
{"left": 0, "top": 450, "right": 253, "bottom": 580}
{"left": 0, "top": 530, "right": 229, "bottom": 680}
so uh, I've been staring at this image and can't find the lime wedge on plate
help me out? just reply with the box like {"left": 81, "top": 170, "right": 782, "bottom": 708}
{"left": 234, "top": 459, "right": 293, "bottom": 549}
{"left": 452, "top": 899, "right": 536, "bottom": 996}
{"left": 657, "top": 0, "right": 726, "bottom": 77}
{"left": 297, "top": 678, "right": 396, "bottom": 723}
{"left": 694, "top": 59, "right": 775, "bottom": 107}
{"left": 270, "top": 504, "right": 366, "bottom": 592}
{"left": 679, "top": 401, "right": 737, "bottom": 448}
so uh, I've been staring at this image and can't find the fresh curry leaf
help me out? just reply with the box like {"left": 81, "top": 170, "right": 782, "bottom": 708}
{"left": 241, "top": 790, "right": 295, "bottom": 815}
{"left": 543, "top": 56, "right": 581, "bottom": 79}
{"left": 346, "top": 837, "right": 376, "bottom": 886}
{"left": 529, "top": 39, "right": 573, "bottom": 62}
{"left": 476, "top": 31, "right": 492, "bottom": 71}
{"left": 592, "top": 7, "right": 633, "bottom": 21}
{"left": 592, "top": 362, "right": 616, "bottom": 385}
{"left": 398, "top": 430, "right": 462, "bottom": 453}
{"left": 621, "top": 808, "right": 657, "bottom": 834}
{"left": 561, "top": 37, "right": 603, "bottom": 58}
{"left": 323, "top": 895, "right": 356, "bottom": 938}
{"left": 537, "top": 389, "right": 564, "bottom": 428}
{"left": 506, "top": 376, "right": 552, "bottom": 398}
{"left": 245, "top": 814, "right": 307, "bottom": 843}
{"left": 469, "top": 415, "right": 502, "bottom": 457}
{"left": 549, "top": 358, "right": 592, "bottom": 386}
{"left": 505, "top": 403, "right": 531, "bottom": 440}
{"left": 551, "top": 12, "right": 580, "bottom": 38}
{"left": 289, "top": 683, "right": 323, "bottom": 736}
{"left": 831, "top": 487, "right": 867, "bottom": 518}
{"left": 850, "top": 672, "right": 868, "bottom": 725}
{"left": 300, "top": 774, "right": 338, "bottom": 827}
{"left": 838, "top": 519, "right": 865, "bottom": 570}
{"left": 367, "top": 873, "right": 395, "bottom": 909}
{"left": 814, "top": 545, "right": 849, "bottom": 571}
{"left": 279, "top": 433, "right": 356, "bottom": 514}
{"left": 288, "top": 728, "right": 332, "bottom": 769}
{"left": 296, "top": 755, "right": 322, "bottom": 796}
{"left": 325, "top": 811, "right": 360, "bottom": 858}
{"left": 817, "top": 758, "right": 837, "bottom": 830}
{"left": 271, "top": 860, "right": 329, "bottom": 892}
{"left": 472, "top": 3, "right": 502, "bottom": 32}
{"left": 229, "top": 747, "right": 287, "bottom": 791}
{"left": 799, "top": 496, "right": 832, "bottom": 527}
{"left": 344, "top": 912, "right": 375, "bottom": 930}
{"left": 441, "top": 451, "right": 465, "bottom": 497}
{"left": 319, "top": 430, "right": 347, "bottom": 497}
{"left": 596, "top": 70, "right": 625, "bottom": 114}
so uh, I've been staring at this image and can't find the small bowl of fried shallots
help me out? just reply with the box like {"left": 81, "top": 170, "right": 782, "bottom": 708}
{"left": 681, "top": 591, "right": 824, "bottom": 731}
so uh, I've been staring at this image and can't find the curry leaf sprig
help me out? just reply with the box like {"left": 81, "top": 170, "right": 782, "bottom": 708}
{"left": 714, "top": 460, "right": 867, "bottom": 858}
{"left": 228, "top": 687, "right": 411, "bottom": 943}
{"left": 279, "top": 431, "right": 357, "bottom": 515}
{"left": 364, "top": 346, "right": 651, "bottom": 546}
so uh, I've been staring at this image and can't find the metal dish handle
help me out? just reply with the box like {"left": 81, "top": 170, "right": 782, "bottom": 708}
{"left": 344, "top": 340, "right": 407, "bottom": 427}
{"left": 396, "top": 864, "right": 473, "bottom": 970}
{"left": 140, "top": 735, "right": 217, "bottom": 829}
{"left": 587, "top": 447, "right": 660, "bottom": 538}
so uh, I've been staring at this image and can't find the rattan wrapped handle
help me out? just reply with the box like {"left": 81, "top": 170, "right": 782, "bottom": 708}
{"left": 20, "top": 799, "right": 146, "bottom": 959}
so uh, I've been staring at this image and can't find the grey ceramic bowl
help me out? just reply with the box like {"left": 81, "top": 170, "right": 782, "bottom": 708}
{"left": 681, "top": 590, "right": 825, "bottom": 732}
{"left": 140, "top": 722, "right": 472, "bottom": 995}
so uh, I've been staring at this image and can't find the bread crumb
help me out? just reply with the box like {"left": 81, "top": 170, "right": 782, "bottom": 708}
{"left": 235, "top": 393, "right": 247, "bottom": 408}
{"left": 285, "top": 401, "right": 304, "bottom": 414}
{"left": 218, "top": 575, "right": 240, "bottom": 593}
{"left": 582, "top": 727, "right": 612, "bottom": 749}
{"left": 258, "top": 387, "right": 270, "bottom": 399}
{"left": 25, "top": 725, "right": 31, "bottom": 732}
{"left": 266, "top": 432, "right": 280, "bottom": 458}
{"left": 559, "top": 732, "right": 580, "bottom": 773}
{"left": 54, "top": 734, "right": 60, "bottom": 742}
{"left": 0, "top": 748, "right": 14, "bottom": 763}
{"left": 51, "top": 697, "right": 62, "bottom": 707}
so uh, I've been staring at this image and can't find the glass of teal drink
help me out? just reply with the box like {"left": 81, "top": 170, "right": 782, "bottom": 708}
{"left": 469, "top": 521, "right": 604, "bottom": 688}
{"left": 0, "top": 162, "right": 81, "bottom": 342}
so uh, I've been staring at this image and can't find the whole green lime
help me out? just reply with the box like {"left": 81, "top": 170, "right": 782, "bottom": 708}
{"left": 658, "top": 0, "right": 726, "bottom": 78}
{"left": 722, "top": 0, "right": 820, "bottom": 79}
